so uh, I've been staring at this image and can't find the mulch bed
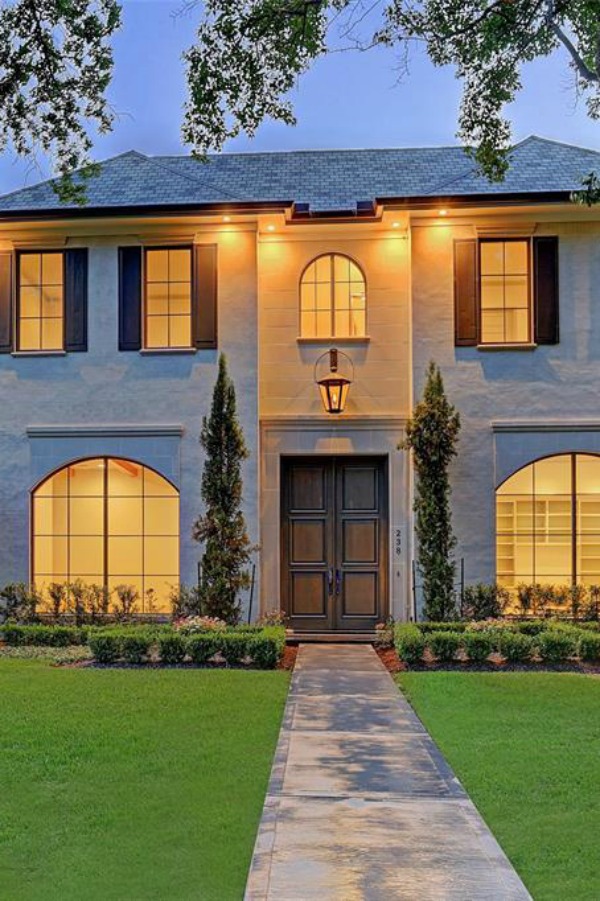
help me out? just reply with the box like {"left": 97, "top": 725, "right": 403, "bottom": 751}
{"left": 279, "top": 645, "right": 297, "bottom": 670}
{"left": 375, "top": 645, "right": 600, "bottom": 675}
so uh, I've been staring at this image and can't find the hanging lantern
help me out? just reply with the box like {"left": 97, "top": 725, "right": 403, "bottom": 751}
{"left": 315, "top": 348, "right": 353, "bottom": 414}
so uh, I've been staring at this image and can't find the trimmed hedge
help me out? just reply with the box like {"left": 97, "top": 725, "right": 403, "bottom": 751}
{"left": 536, "top": 631, "right": 578, "bottom": 664}
{"left": 88, "top": 632, "right": 121, "bottom": 664}
{"left": 498, "top": 631, "right": 535, "bottom": 663}
{"left": 418, "top": 622, "right": 468, "bottom": 634}
{"left": 578, "top": 632, "right": 600, "bottom": 662}
{"left": 121, "top": 632, "right": 153, "bottom": 664}
{"left": 158, "top": 634, "right": 187, "bottom": 665}
{"left": 428, "top": 631, "right": 462, "bottom": 663}
{"left": 1, "top": 624, "right": 88, "bottom": 647}
{"left": 462, "top": 631, "right": 494, "bottom": 664}
{"left": 394, "top": 624, "right": 426, "bottom": 665}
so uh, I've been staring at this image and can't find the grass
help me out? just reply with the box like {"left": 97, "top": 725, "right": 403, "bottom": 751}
{"left": 397, "top": 672, "right": 600, "bottom": 901}
{"left": 0, "top": 659, "right": 289, "bottom": 901}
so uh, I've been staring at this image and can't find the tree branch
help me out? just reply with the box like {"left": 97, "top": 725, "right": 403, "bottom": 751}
{"left": 545, "top": 0, "right": 599, "bottom": 83}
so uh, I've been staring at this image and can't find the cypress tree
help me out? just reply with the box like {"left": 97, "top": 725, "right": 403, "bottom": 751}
{"left": 402, "top": 361, "right": 461, "bottom": 621}
{"left": 193, "top": 353, "right": 252, "bottom": 624}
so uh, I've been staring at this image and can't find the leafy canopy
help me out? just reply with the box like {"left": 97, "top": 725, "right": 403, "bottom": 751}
{"left": 0, "top": 0, "right": 121, "bottom": 203}
{"left": 185, "top": 0, "right": 600, "bottom": 182}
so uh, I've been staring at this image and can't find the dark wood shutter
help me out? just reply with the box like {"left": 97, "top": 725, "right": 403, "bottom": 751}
{"left": 454, "top": 239, "right": 478, "bottom": 346}
{"left": 118, "top": 246, "right": 142, "bottom": 351}
{"left": 0, "top": 251, "right": 12, "bottom": 353}
{"left": 193, "top": 244, "right": 218, "bottom": 349}
{"left": 64, "top": 248, "right": 88, "bottom": 352}
{"left": 533, "top": 236, "right": 559, "bottom": 345}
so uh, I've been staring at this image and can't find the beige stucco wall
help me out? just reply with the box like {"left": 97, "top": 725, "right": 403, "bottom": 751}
{"left": 411, "top": 216, "right": 600, "bottom": 590}
{"left": 257, "top": 224, "right": 412, "bottom": 619}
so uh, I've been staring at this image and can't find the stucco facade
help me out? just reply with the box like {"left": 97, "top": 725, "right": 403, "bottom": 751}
{"left": 1, "top": 139, "right": 600, "bottom": 626}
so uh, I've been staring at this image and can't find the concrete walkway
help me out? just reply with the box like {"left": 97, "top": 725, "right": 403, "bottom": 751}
{"left": 245, "top": 644, "right": 531, "bottom": 901}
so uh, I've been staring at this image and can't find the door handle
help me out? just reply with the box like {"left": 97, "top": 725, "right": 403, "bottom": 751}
{"left": 335, "top": 569, "right": 342, "bottom": 596}
{"left": 327, "top": 568, "right": 334, "bottom": 595}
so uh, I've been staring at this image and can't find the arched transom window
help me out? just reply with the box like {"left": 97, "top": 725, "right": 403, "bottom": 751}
{"left": 33, "top": 458, "right": 179, "bottom": 612}
{"left": 300, "top": 253, "right": 366, "bottom": 338}
{"left": 496, "top": 453, "right": 600, "bottom": 590}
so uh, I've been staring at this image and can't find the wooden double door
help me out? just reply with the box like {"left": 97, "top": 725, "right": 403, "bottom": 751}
{"left": 281, "top": 456, "right": 388, "bottom": 632}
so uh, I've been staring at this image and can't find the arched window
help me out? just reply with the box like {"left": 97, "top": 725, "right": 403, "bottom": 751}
{"left": 300, "top": 253, "right": 366, "bottom": 338}
{"left": 32, "top": 458, "right": 179, "bottom": 612}
{"left": 496, "top": 453, "right": 600, "bottom": 590}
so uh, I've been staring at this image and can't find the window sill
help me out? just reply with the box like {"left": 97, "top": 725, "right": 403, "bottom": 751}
{"left": 139, "top": 348, "right": 197, "bottom": 355}
{"left": 296, "top": 336, "right": 371, "bottom": 345}
{"left": 11, "top": 350, "right": 67, "bottom": 357}
{"left": 476, "top": 343, "right": 537, "bottom": 352}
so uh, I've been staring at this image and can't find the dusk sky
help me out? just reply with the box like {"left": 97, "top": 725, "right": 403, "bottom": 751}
{"left": 0, "top": 0, "right": 597, "bottom": 195}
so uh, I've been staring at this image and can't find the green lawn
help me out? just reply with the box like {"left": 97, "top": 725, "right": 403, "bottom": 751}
{"left": 397, "top": 672, "right": 600, "bottom": 901}
{"left": 0, "top": 660, "right": 289, "bottom": 901}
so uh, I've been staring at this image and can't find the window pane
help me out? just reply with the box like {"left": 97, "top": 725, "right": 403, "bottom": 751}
{"left": 497, "top": 465, "right": 533, "bottom": 495}
{"left": 70, "top": 536, "right": 104, "bottom": 574}
{"left": 37, "top": 468, "right": 68, "bottom": 498}
{"left": 146, "top": 250, "right": 168, "bottom": 281}
{"left": 41, "top": 318, "right": 63, "bottom": 350}
{"left": 301, "top": 312, "right": 315, "bottom": 337}
{"left": 315, "top": 311, "right": 330, "bottom": 337}
{"left": 480, "top": 278, "right": 503, "bottom": 310}
{"left": 535, "top": 456, "right": 571, "bottom": 494}
{"left": 300, "top": 284, "right": 314, "bottom": 312}
{"left": 146, "top": 317, "right": 169, "bottom": 348}
{"left": 35, "top": 536, "right": 67, "bottom": 576}
{"left": 170, "top": 315, "right": 191, "bottom": 348}
{"left": 350, "top": 310, "right": 365, "bottom": 337}
{"left": 169, "top": 249, "right": 191, "bottom": 282}
{"left": 145, "top": 497, "right": 179, "bottom": 535}
{"left": 350, "top": 284, "right": 365, "bottom": 309}
{"left": 108, "top": 459, "right": 143, "bottom": 496}
{"left": 302, "top": 261, "right": 316, "bottom": 284}
{"left": 108, "top": 496, "right": 143, "bottom": 535}
{"left": 42, "top": 253, "right": 63, "bottom": 285}
{"left": 41, "top": 285, "right": 63, "bottom": 319}
{"left": 147, "top": 284, "right": 168, "bottom": 316}
{"left": 504, "top": 276, "right": 528, "bottom": 309}
{"left": 315, "top": 255, "right": 330, "bottom": 282}
{"left": 315, "top": 282, "right": 330, "bottom": 311}
{"left": 108, "top": 536, "right": 143, "bottom": 575}
{"left": 333, "top": 254, "right": 349, "bottom": 281}
{"left": 480, "top": 242, "right": 503, "bottom": 275}
{"left": 144, "top": 577, "right": 176, "bottom": 613}
{"left": 576, "top": 455, "right": 600, "bottom": 493}
{"left": 19, "top": 319, "right": 40, "bottom": 350}
{"left": 20, "top": 254, "right": 41, "bottom": 287}
{"left": 70, "top": 459, "right": 105, "bottom": 496}
{"left": 334, "top": 311, "right": 349, "bottom": 336}
{"left": 480, "top": 310, "right": 504, "bottom": 343}
{"left": 504, "top": 241, "right": 528, "bottom": 274}
{"left": 334, "top": 282, "right": 350, "bottom": 311}
{"left": 504, "top": 309, "right": 529, "bottom": 343}
{"left": 144, "top": 468, "right": 177, "bottom": 498}
{"left": 170, "top": 283, "right": 191, "bottom": 315}
{"left": 144, "top": 537, "right": 179, "bottom": 575}
{"left": 34, "top": 497, "right": 68, "bottom": 536}
{"left": 20, "top": 286, "right": 40, "bottom": 318}
{"left": 70, "top": 497, "right": 104, "bottom": 535}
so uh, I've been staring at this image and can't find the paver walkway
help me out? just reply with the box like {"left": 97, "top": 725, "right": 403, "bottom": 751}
{"left": 245, "top": 643, "right": 531, "bottom": 900}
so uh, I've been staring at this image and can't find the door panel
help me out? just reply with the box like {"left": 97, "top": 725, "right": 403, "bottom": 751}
{"left": 281, "top": 457, "right": 388, "bottom": 631}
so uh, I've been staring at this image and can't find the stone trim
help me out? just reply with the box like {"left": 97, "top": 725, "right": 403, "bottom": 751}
{"left": 492, "top": 421, "right": 600, "bottom": 433}
{"left": 26, "top": 424, "right": 184, "bottom": 438}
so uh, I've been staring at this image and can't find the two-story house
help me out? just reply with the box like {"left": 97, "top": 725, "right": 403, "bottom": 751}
{"left": 0, "top": 135, "right": 598, "bottom": 631}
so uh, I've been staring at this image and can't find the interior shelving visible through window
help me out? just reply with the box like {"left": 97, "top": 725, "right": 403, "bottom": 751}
{"left": 300, "top": 253, "right": 366, "bottom": 339}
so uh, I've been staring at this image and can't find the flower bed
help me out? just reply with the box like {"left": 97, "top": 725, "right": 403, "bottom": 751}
{"left": 394, "top": 620, "right": 600, "bottom": 668}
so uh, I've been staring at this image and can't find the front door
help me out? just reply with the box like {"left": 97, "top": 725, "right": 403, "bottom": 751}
{"left": 281, "top": 456, "right": 388, "bottom": 631}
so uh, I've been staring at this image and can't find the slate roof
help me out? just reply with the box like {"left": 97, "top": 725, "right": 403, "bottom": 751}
{"left": 0, "top": 136, "right": 598, "bottom": 215}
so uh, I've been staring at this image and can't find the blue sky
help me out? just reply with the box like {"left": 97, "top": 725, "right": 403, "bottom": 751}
{"left": 0, "top": 0, "right": 597, "bottom": 194}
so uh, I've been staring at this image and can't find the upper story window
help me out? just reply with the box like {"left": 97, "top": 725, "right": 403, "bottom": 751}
{"left": 144, "top": 247, "right": 192, "bottom": 349}
{"left": 300, "top": 253, "right": 366, "bottom": 339}
{"left": 454, "top": 235, "right": 559, "bottom": 348}
{"left": 480, "top": 239, "right": 530, "bottom": 344}
{"left": 18, "top": 252, "right": 64, "bottom": 351}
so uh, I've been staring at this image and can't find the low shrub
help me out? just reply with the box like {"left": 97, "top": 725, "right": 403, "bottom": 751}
{"left": 418, "top": 622, "right": 467, "bottom": 633}
{"left": 219, "top": 633, "right": 250, "bottom": 665}
{"left": 428, "top": 630, "right": 462, "bottom": 663}
{"left": 187, "top": 634, "right": 220, "bottom": 665}
{"left": 511, "top": 619, "right": 547, "bottom": 636}
{"left": 394, "top": 624, "right": 426, "bottom": 665}
{"left": 463, "top": 631, "right": 495, "bottom": 664}
{"left": 536, "top": 631, "right": 577, "bottom": 664}
{"left": 158, "top": 634, "right": 187, "bottom": 665}
{"left": 498, "top": 632, "right": 535, "bottom": 663}
{"left": 121, "top": 632, "right": 152, "bottom": 664}
{"left": 1, "top": 624, "right": 87, "bottom": 646}
{"left": 461, "top": 583, "right": 509, "bottom": 620}
{"left": 247, "top": 633, "right": 284, "bottom": 669}
{"left": 89, "top": 632, "right": 122, "bottom": 664}
{"left": 578, "top": 631, "right": 600, "bottom": 662}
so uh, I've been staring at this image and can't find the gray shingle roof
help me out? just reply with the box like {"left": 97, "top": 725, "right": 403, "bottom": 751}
{"left": 0, "top": 136, "right": 598, "bottom": 215}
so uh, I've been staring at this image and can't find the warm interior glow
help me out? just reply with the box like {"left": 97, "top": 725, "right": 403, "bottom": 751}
{"left": 222, "top": 215, "right": 231, "bottom": 222}
{"left": 300, "top": 253, "right": 366, "bottom": 339}
{"left": 18, "top": 252, "right": 64, "bottom": 351}
{"left": 145, "top": 247, "right": 192, "bottom": 349}
{"left": 33, "top": 457, "right": 179, "bottom": 612}
{"left": 438, "top": 209, "right": 448, "bottom": 216}
{"left": 392, "top": 222, "right": 400, "bottom": 228}
{"left": 480, "top": 239, "right": 530, "bottom": 344}
{"left": 496, "top": 454, "right": 600, "bottom": 606}
{"left": 266, "top": 224, "right": 276, "bottom": 232}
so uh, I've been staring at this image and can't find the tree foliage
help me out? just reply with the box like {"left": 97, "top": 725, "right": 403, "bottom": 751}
{"left": 401, "top": 361, "right": 460, "bottom": 621}
{"left": 184, "top": 0, "right": 600, "bottom": 182}
{"left": 0, "top": 0, "right": 121, "bottom": 203}
{"left": 193, "top": 353, "right": 253, "bottom": 625}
